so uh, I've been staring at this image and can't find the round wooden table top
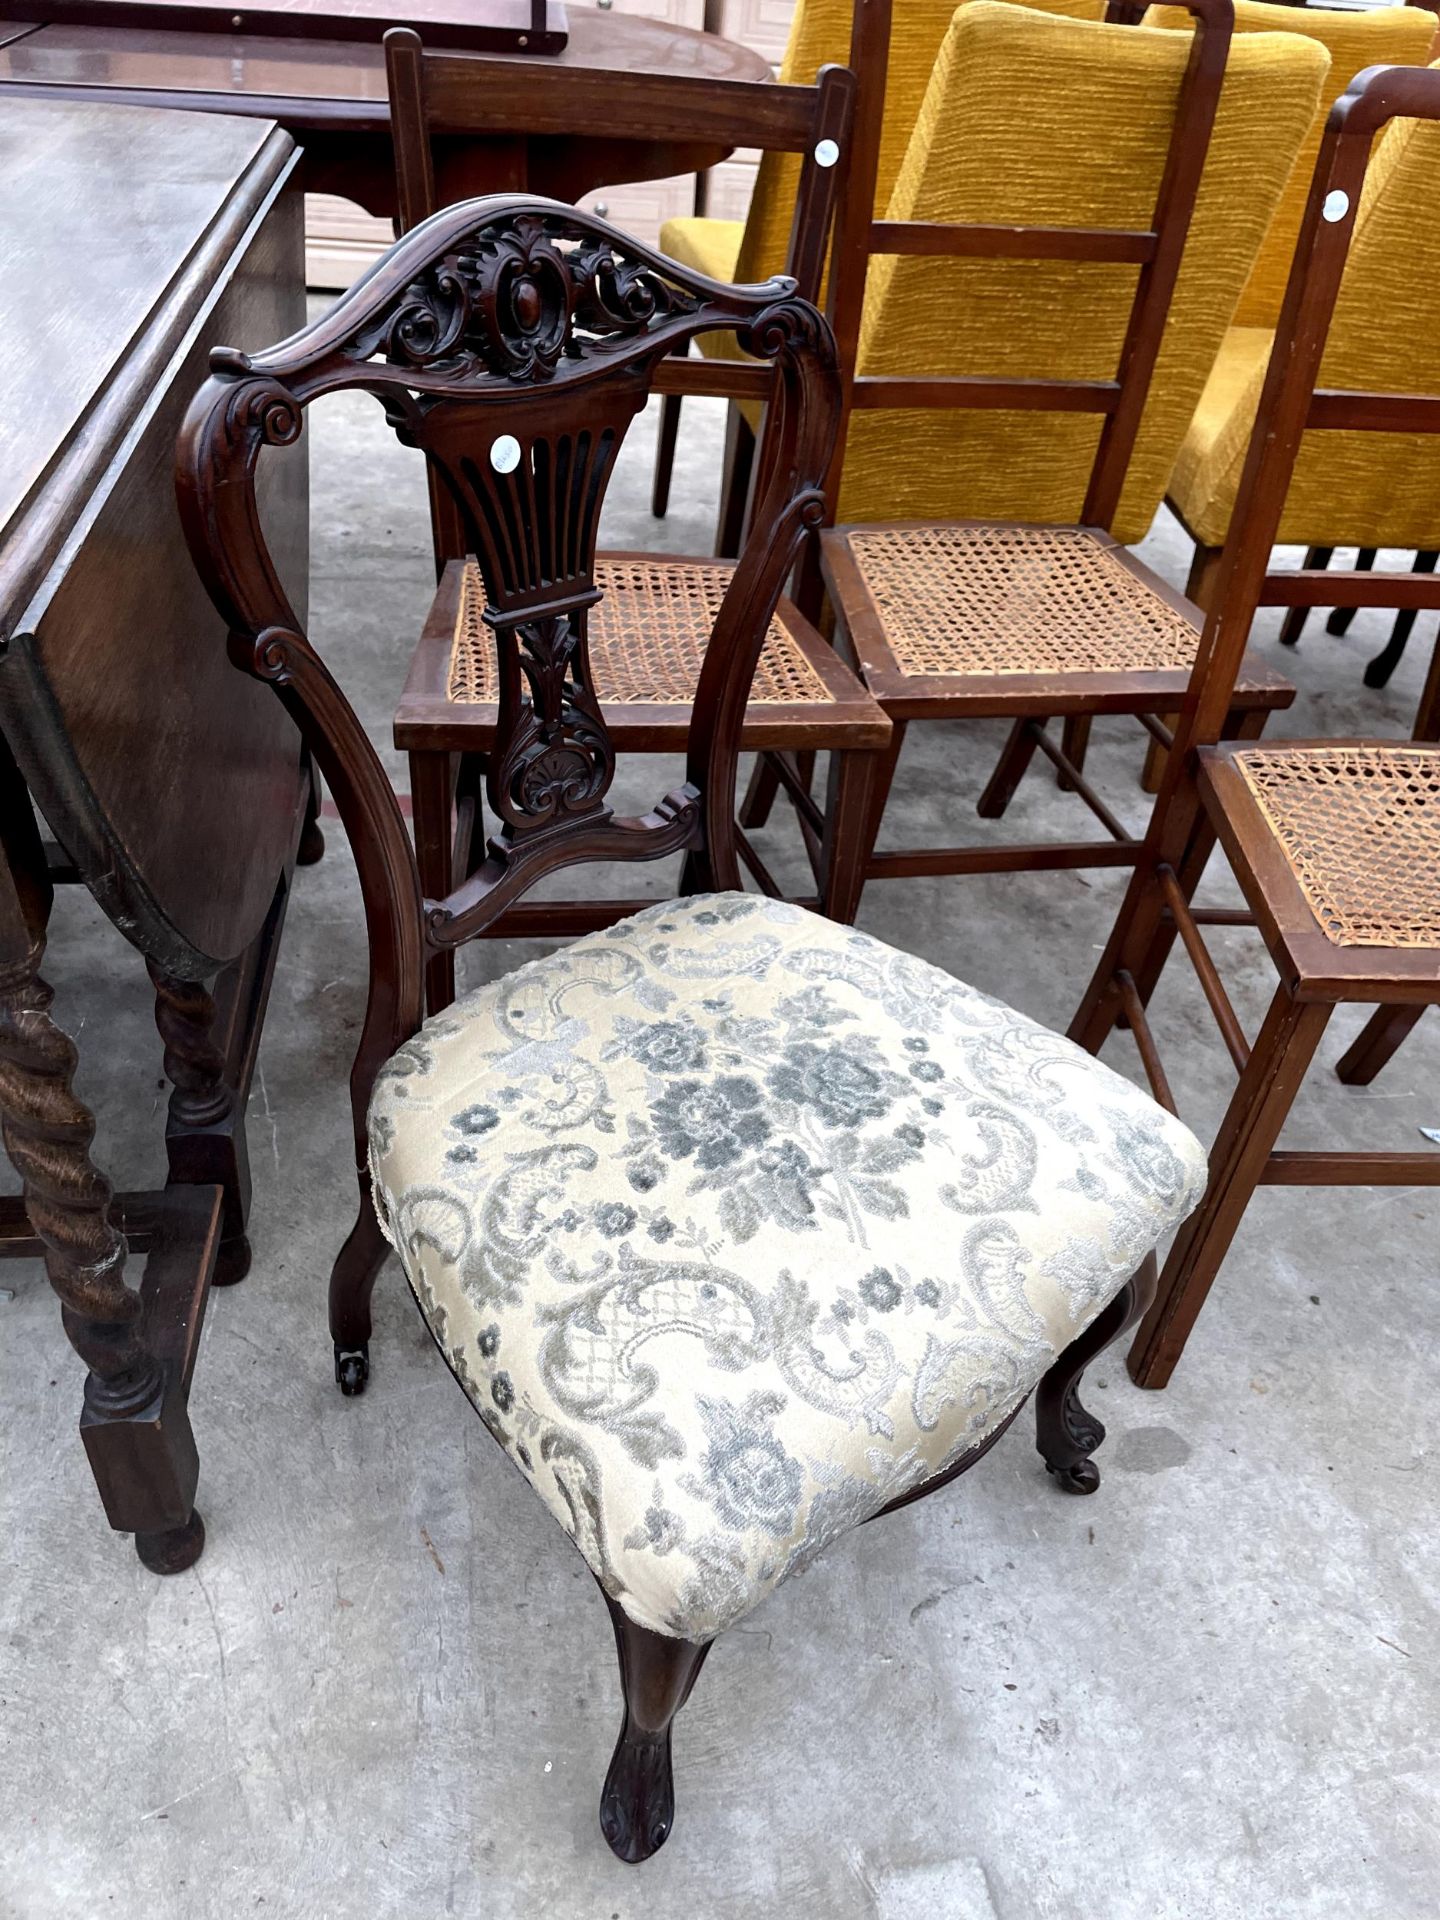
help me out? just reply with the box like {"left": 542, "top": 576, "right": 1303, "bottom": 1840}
{"left": 0, "top": 11, "right": 774, "bottom": 132}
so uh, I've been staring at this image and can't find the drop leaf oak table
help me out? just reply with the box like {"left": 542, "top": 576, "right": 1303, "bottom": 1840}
{"left": 0, "top": 97, "right": 310, "bottom": 1573}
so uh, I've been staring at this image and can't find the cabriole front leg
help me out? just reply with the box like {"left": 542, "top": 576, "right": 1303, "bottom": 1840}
{"left": 0, "top": 949, "right": 203, "bottom": 1573}
{"left": 1036, "top": 1253, "right": 1157, "bottom": 1493}
{"left": 600, "top": 1591, "right": 712, "bottom": 1864}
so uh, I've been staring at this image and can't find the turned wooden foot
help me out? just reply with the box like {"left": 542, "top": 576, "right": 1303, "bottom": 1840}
{"left": 599, "top": 1592, "right": 711, "bottom": 1864}
{"left": 135, "top": 1507, "right": 206, "bottom": 1574}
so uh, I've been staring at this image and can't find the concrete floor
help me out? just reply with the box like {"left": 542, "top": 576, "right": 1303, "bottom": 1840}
{"left": 2, "top": 377, "right": 1438, "bottom": 1920}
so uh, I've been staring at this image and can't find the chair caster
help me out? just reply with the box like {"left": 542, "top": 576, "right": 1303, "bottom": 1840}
{"left": 335, "top": 1343, "right": 369, "bottom": 1396}
{"left": 1046, "top": 1457, "right": 1101, "bottom": 1495}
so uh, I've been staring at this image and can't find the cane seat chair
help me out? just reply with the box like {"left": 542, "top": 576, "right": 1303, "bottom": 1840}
{"left": 1153, "top": 1, "right": 1440, "bottom": 691}
{"left": 178, "top": 197, "right": 1207, "bottom": 1863}
{"left": 383, "top": 28, "right": 887, "bottom": 1011}
{"left": 1067, "top": 64, "right": 1440, "bottom": 1392}
{"left": 796, "top": 0, "right": 1325, "bottom": 898}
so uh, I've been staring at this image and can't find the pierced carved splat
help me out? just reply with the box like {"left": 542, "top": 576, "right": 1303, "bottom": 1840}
{"left": 372, "top": 214, "right": 702, "bottom": 385}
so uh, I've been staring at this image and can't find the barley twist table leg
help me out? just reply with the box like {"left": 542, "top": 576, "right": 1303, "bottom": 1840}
{"left": 147, "top": 959, "right": 251, "bottom": 1286}
{"left": 0, "top": 948, "right": 203, "bottom": 1572}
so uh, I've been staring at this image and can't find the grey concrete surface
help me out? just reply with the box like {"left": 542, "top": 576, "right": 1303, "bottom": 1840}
{"left": 2, "top": 376, "right": 1438, "bottom": 1920}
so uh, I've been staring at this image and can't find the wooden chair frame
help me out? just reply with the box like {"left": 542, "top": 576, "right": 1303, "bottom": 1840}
{"left": 385, "top": 27, "right": 894, "bottom": 1012}
{"left": 743, "top": 0, "right": 1299, "bottom": 893}
{"left": 385, "top": 21, "right": 856, "bottom": 575}
{"left": 1067, "top": 64, "right": 1440, "bottom": 1390}
{"left": 176, "top": 193, "right": 1150, "bottom": 1863}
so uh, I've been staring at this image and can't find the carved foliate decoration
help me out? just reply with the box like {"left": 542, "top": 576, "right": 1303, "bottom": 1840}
{"left": 372, "top": 213, "right": 700, "bottom": 385}
{"left": 488, "top": 611, "right": 613, "bottom": 836}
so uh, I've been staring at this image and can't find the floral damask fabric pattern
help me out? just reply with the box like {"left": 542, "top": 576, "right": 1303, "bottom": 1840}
{"left": 369, "top": 894, "right": 1207, "bottom": 1640}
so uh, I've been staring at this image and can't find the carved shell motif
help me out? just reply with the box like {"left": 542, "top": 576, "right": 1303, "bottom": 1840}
{"left": 374, "top": 213, "right": 700, "bottom": 383}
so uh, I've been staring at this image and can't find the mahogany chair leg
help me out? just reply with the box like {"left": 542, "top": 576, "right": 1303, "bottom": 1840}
{"left": 1036, "top": 1253, "right": 1156, "bottom": 1493}
{"left": 1278, "top": 544, "right": 1333, "bottom": 648}
{"left": 599, "top": 1591, "right": 712, "bottom": 1864}
{"left": 1141, "top": 543, "right": 1226, "bottom": 795}
{"left": 976, "top": 717, "right": 1043, "bottom": 819}
{"left": 858, "top": 716, "right": 908, "bottom": 866}
{"left": 409, "top": 749, "right": 457, "bottom": 1015}
{"left": 1128, "top": 988, "right": 1333, "bottom": 1389}
{"left": 1335, "top": 1002, "right": 1427, "bottom": 1085}
{"left": 1057, "top": 714, "right": 1093, "bottom": 792}
{"left": 1185, "top": 540, "right": 1224, "bottom": 608}
{"left": 738, "top": 752, "right": 784, "bottom": 830}
{"left": 1363, "top": 550, "right": 1436, "bottom": 688}
{"left": 1324, "top": 545, "right": 1377, "bottom": 638}
{"left": 651, "top": 393, "right": 683, "bottom": 519}
{"left": 820, "top": 744, "right": 879, "bottom": 924}
{"left": 1129, "top": 705, "right": 1271, "bottom": 1009}
{"left": 298, "top": 758, "right": 326, "bottom": 866}
{"left": 328, "top": 1185, "right": 390, "bottom": 1398}
{"left": 715, "top": 404, "right": 755, "bottom": 559}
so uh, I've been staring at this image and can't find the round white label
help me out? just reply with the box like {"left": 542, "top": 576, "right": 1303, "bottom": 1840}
{"left": 490, "top": 434, "right": 522, "bottom": 474}
{"left": 1322, "top": 190, "right": 1350, "bottom": 224}
{"left": 814, "top": 138, "right": 840, "bottom": 169}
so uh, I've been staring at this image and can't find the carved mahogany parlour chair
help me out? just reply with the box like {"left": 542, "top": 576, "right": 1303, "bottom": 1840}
{"left": 749, "top": 0, "right": 1332, "bottom": 901}
{"left": 385, "top": 29, "right": 888, "bottom": 1008}
{"left": 177, "top": 196, "right": 1209, "bottom": 1861}
{"left": 1068, "top": 62, "right": 1440, "bottom": 1391}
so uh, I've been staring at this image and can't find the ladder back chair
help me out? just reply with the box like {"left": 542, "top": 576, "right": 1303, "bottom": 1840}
{"left": 753, "top": 0, "right": 1330, "bottom": 897}
{"left": 385, "top": 28, "right": 889, "bottom": 1011}
{"left": 653, "top": 0, "right": 961, "bottom": 548}
{"left": 1068, "top": 62, "right": 1440, "bottom": 1390}
{"left": 177, "top": 196, "right": 1208, "bottom": 1863}
{"left": 1151, "top": 1, "right": 1440, "bottom": 718}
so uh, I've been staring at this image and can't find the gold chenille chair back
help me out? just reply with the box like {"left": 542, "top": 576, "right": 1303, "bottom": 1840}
{"left": 835, "top": 0, "right": 1331, "bottom": 539}
{"left": 653, "top": 0, "right": 1111, "bottom": 539}
{"left": 1145, "top": 0, "right": 1438, "bottom": 329}
{"left": 1158, "top": 3, "right": 1440, "bottom": 696}
{"left": 653, "top": 0, "right": 969, "bottom": 533}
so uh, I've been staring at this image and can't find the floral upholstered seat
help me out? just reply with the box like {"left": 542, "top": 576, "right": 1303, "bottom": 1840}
{"left": 369, "top": 894, "right": 1206, "bottom": 1640}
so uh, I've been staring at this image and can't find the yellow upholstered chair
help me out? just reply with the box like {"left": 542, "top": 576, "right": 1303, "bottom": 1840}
{"left": 1156, "top": 1, "right": 1440, "bottom": 689}
{"left": 758, "top": 0, "right": 1327, "bottom": 896}
{"left": 652, "top": 0, "right": 1108, "bottom": 540}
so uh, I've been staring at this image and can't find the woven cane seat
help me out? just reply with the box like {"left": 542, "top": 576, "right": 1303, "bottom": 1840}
{"left": 1231, "top": 744, "right": 1440, "bottom": 950}
{"left": 447, "top": 556, "right": 829, "bottom": 708}
{"left": 839, "top": 524, "right": 1200, "bottom": 680}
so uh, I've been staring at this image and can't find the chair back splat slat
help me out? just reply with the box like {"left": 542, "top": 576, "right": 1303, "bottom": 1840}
{"left": 176, "top": 197, "right": 840, "bottom": 1103}
{"left": 384, "top": 25, "right": 855, "bottom": 572}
